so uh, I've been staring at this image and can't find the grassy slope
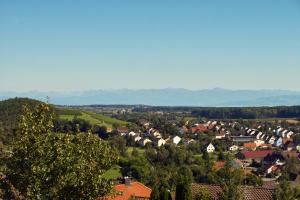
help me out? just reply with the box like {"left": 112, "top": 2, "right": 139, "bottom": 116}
{"left": 58, "top": 109, "right": 129, "bottom": 128}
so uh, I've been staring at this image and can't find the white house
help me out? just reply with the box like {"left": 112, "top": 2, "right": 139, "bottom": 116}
{"left": 205, "top": 143, "right": 215, "bottom": 153}
{"left": 287, "top": 131, "right": 294, "bottom": 138}
{"left": 269, "top": 136, "right": 276, "bottom": 145}
{"left": 134, "top": 136, "right": 142, "bottom": 142}
{"left": 281, "top": 130, "right": 288, "bottom": 137}
{"left": 250, "top": 130, "right": 256, "bottom": 136}
{"left": 140, "top": 138, "right": 152, "bottom": 147}
{"left": 254, "top": 139, "right": 265, "bottom": 147}
{"left": 173, "top": 136, "right": 182, "bottom": 145}
{"left": 229, "top": 145, "right": 239, "bottom": 151}
{"left": 215, "top": 133, "right": 226, "bottom": 139}
{"left": 256, "top": 132, "right": 263, "bottom": 139}
{"left": 128, "top": 131, "right": 137, "bottom": 137}
{"left": 212, "top": 121, "right": 218, "bottom": 126}
{"left": 296, "top": 145, "right": 300, "bottom": 152}
{"left": 120, "top": 132, "right": 127, "bottom": 136}
{"left": 157, "top": 138, "right": 166, "bottom": 147}
{"left": 276, "top": 128, "right": 283, "bottom": 135}
{"left": 153, "top": 131, "right": 162, "bottom": 139}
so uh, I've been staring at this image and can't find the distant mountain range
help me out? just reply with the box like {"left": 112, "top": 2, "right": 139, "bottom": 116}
{"left": 1, "top": 88, "right": 300, "bottom": 107}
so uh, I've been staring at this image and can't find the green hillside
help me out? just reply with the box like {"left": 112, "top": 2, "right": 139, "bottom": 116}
{"left": 0, "top": 98, "right": 54, "bottom": 144}
{"left": 58, "top": 109, "right": 128, "bottom": 128}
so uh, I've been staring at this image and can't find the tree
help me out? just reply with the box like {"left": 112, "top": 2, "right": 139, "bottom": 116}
{"left": 218, "top": 157, "right": 242, "bottom": 200}
{"left": 244, "top": 174, "right": 263, "bottom": 186}
{"left": 175, "top": 166, "right": 192, "bottom": 200}
{"left": 5, "top": 103, "right": 118, "bottom": 199}
{"left": 273, "top": 172, "right": 300, "bottom": 200}
{"left": 150, "top": 185, "right": 160, "bottom": 200}
{"left": 159, "top": 180, "right": 171, "bottom": 200}
{"left": 194, "top": 189, "right": 213, "bottom": 200}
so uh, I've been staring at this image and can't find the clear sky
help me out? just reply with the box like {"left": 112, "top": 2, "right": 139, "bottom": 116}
{"left": 0, "top": 0, "right": 300, "bottom": 92}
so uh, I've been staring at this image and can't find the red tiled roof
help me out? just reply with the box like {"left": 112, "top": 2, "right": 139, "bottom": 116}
{"left": 243, "top": 150, "right": 273, "bottom": 159}
{"left": 244, "top": 142, "right": 257, "bottom": 150}
{"left": 106, "top": 181, "right": 151, "bottom": 200}
{"left": 191, "top": 124, "right": 208, "bottom": 134}
{"left": 190, "top": 184, "right": 274, "bottom": 200}
{"left": 213, "top": 161, "right": 225, "bottom": 171}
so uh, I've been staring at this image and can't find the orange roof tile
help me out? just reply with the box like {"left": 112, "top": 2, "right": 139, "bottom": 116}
{"left": 244, "top": 142, "right": 257, "bottom": 150}
{"left": 107, "top": 181, "right": 151, "bottom": 200}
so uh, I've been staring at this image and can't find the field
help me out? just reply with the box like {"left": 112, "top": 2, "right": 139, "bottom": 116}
{"left": 126, "top": 147, "right": 145, "bottom": 156}
{"left": 58, "top": 109, "right": 129, "bottom": 128}
{"left": 103, "top": 165, "right": 122, "bottom": 180}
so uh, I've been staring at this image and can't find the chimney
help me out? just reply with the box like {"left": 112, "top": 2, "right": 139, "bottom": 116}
{"left": 124, "top": 176, "right": 131, "bottom": 186}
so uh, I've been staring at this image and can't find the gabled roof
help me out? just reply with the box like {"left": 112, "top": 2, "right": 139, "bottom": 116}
{"left": 243, "top": 150, "right": 273, "bottom": 159}
{"left": 189, "top": 183, "right": 274, "bottom": 200}
{"left": 107, "top": 181, "right": 151, "bottom": 200}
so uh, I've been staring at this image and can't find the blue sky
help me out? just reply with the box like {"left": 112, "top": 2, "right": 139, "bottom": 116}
{"left": 0, "top": 0, "right": 300, "bottom": 92}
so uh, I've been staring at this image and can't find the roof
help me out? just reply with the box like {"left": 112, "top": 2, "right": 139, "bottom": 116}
{"left": 117, "top": 126, "right": 129, "bottom": 133}
{"left": 189, "top": 183, "right": 274, "bottom": 200}
{"left": 213, "top": 161, "right": 225, "bottom": 171}
{"left": 244, "top": 142, "right": 257, "bottom": 149}
{"left": 107, "top": 181, "right": 151, "bottom": 200}
{"left": 243, "top": 150, "right": 273, "bottom": 159}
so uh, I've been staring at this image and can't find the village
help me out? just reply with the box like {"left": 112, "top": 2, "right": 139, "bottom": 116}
{"left": 107, "top": 117, "right": 300, "bottom": 199}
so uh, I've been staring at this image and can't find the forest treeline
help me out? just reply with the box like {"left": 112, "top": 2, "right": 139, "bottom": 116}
{"left": 133, "top": 106, "right": 300, "bottom": 119}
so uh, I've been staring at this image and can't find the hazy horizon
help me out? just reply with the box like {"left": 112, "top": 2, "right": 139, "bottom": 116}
{"left": 2, "top": 87, "right": 300, "bottom": 93}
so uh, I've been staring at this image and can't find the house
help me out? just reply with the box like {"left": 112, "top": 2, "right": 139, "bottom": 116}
{"left": 134, "top": 136, "right": 142, "bottom": 142}
{"left": 254, "top": 140, "right": 265, "bottom": 147}
{"left": 152, "top": 131, "right": 161, "bottom": 139}
{"left": 267, "top": 165, "right": 279, "bottom": 174}
{"left": 140, "top": 138, "right": 152, "bottom": 147}
{"left": 106, "top": 128, "right": 113, "bottom": 133}
{"left": 185, "top": 183, "right": 274, "bottom": 200}
{"left": 256, "top": 132, "right": 263, "bottom": 139}
{"left": 191, "top": 124, "right": 207, "bottom": 134}
{"left": 213, "top": 161, "right": 225, "bottom": 171}
{"left": 106, "top": 178, "right": 151, "bottom": 200}
{"left": 117, "top": 126, "right": 129, "bottom": 134}
{"left": 274, "top": 137, "right": 283, "bottom": 147}
{"left": 296, "top": 145, "right": 300, "bottom": 152}
{"left": 157, "top": 138, "right": 166, "bottom": 147}
{"left": 214, "top": 160, "right": 242, "bottom": 171}
{"left": 215, "top": 133, "right": 226, "bottom": 139}
{"left": 128, "top": 131, "right": 136, "bottom": 137}
{"left": 243, "top": 150, "right": 273, "bottom": 162}
{"left": 205, "top": 143, "right": 215, "bottom": 153}
{"left": 229, "top": 145, "right": 239, "bottom": 151}
{"left": 172, "top": 136, "right": 181, "bottom": 145}
{"left": 250, "top": 130, "right": 256, "bottom": 136}
{"left": 263, "top": 153, "right": 285, "bottom": 165}
{"left": 231, "top": 136, "right": 256, "bottom": 143}
{"left": 287, "top": 131, "right": 294, "bottom": 138}
{"left": 243, "top": 142, "right": 257, "bottom": 151}
{"left": 281, "top": 130, "right": 288, "bottom": 137}
{"left": 268, "top": 136, "right": 276, "bottom": 145}
{"left": 284, "top": 141, "right": 294, "bottom": 151}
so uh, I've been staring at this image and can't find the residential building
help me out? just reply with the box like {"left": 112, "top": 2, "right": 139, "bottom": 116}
{"left": 205, "top": 143, "right": 215, "bottom": 153}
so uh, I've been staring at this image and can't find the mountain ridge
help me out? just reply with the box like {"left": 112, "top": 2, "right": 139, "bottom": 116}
{"left": 1, "top": 88, "right": 300, "bottom": 107}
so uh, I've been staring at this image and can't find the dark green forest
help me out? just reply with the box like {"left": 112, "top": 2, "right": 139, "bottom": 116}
{"left": 133, "top": 106, "right": 300, "bottom": 119}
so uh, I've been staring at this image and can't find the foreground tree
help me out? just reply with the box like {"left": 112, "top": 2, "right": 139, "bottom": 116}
{"left": 218, "top": 157, "right": 242, "bottom": 200}
{"left": 194, "top": 189, "right": 213, "bottom": 200}
{"left": 5, "top": 103, "right": 118, "bottom": 199}
{"left": 273, "top": 172, "right": 300, "bottom": 200}
{"left": 175, "top": 166, "right": 192, "bottom": 200}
